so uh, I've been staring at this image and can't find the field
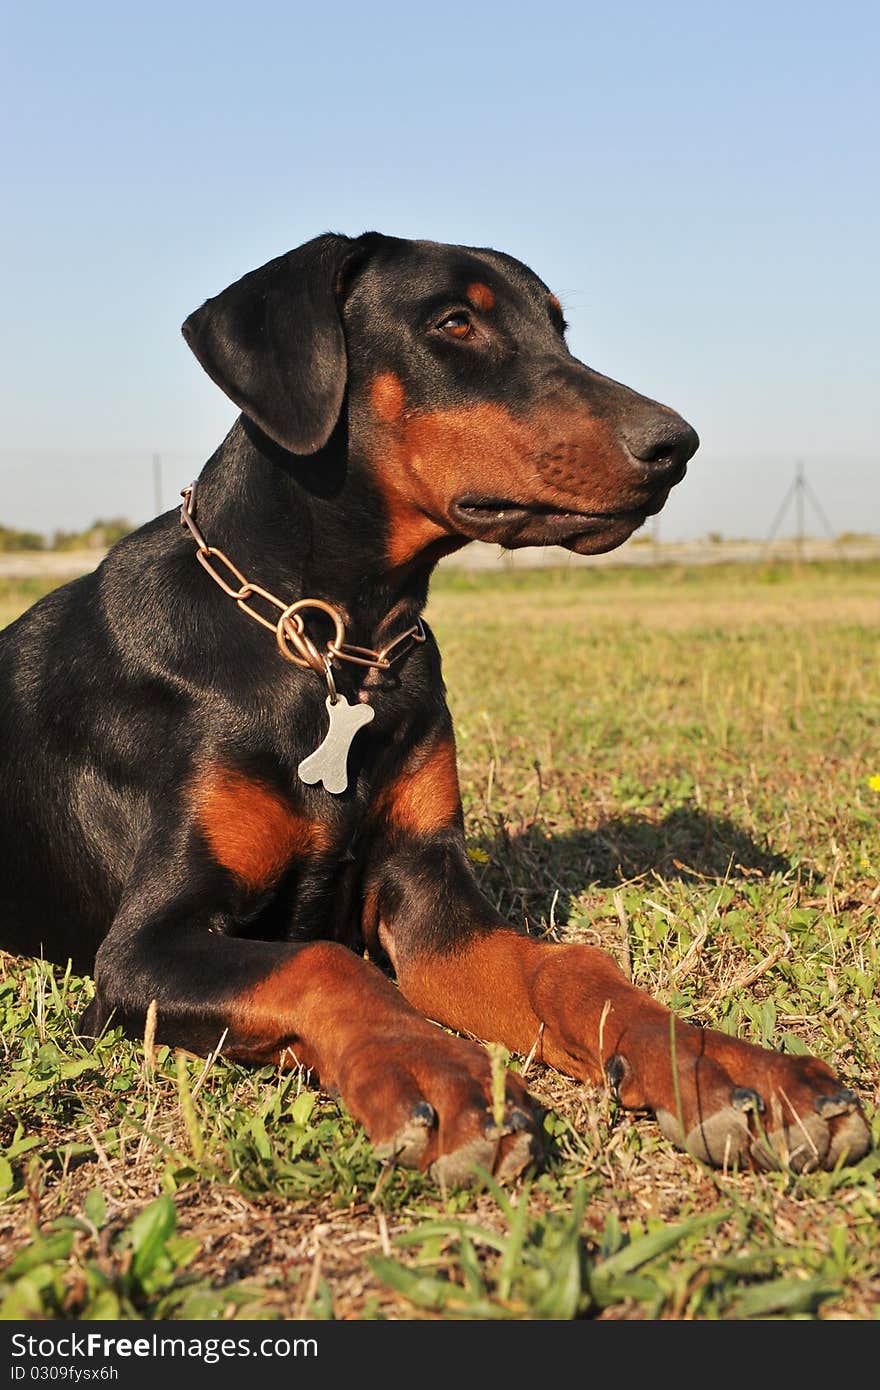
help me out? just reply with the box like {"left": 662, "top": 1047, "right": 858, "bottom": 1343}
{"left": 0, "top": 559, "right": 878, "bottom": 1321}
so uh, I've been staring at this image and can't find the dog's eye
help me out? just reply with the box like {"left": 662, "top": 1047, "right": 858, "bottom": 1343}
{"left": 437, "top": 313, "right": 472, "bottom": 340}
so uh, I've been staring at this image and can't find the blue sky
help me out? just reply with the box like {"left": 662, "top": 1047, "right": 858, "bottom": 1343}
{"left": 2, "top": 0, "right": 877, "bottom": 540}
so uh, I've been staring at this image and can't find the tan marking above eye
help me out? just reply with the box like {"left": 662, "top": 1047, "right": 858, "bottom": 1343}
{"left": 548, "top": 293, "right": 563, "bottom": 315}
{"left": 466, "top": 282, "right": 496, "bottom": 311}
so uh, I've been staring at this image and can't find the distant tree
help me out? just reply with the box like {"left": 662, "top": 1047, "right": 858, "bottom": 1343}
{"left": 51, "top": 518, "right": 132, "bottom": 551}
{"left": 0, "top": 524, "right": 45, "bottom": 552}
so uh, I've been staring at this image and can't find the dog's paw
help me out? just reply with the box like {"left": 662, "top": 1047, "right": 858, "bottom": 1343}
{"left": 607, "top": 1045, "right": 870, "bottom": 1172}
{"left": 343, "top": 1031, "right": 543, "bottom": 1184}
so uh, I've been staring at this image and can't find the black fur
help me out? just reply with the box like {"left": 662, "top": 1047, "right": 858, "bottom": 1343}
{"left": 0, "top": 231, "right": 697, "bottom": 1052}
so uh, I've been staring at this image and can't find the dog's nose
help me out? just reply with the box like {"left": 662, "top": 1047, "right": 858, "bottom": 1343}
{"left": 622, "top": 415, "right": 699, "bottom": 476}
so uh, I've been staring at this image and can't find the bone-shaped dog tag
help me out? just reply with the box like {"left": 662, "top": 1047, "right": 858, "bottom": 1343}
{"left": 297, "top": 694, "right": 374, "bottom": 794}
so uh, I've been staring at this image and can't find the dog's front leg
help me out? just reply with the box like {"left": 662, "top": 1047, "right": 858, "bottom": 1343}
{"left": 81, "top": 868, "right": 541, "bottom": 1183}
{"left": 370, "top": 831, "right": 870, "bottom": 1173}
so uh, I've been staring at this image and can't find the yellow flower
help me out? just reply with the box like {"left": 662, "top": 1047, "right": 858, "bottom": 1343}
{"left": 868, "top": 775, "right": 880, "bottom": 792}
{"left": 467, "top": 847, "right": 490, "bottom": 864}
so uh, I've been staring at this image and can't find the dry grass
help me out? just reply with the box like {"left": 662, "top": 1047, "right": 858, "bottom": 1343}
{"left": 1, "top": 558, "right": 878, "bottom": 1320}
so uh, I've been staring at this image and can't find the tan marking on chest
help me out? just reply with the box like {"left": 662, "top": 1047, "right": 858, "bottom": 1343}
{"left": 379, "top": 735, "right": 462, "bottom": 835}
{"left": 193, "top": 768, "right": 333, "bottom": 889}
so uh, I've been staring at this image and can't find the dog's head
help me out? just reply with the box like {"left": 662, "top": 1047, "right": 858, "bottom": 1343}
{"left": 183, "top": 232, "right": 698, "bottom": 565}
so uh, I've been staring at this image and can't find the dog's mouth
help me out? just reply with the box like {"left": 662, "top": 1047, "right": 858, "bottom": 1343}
{"left": 450, "top": 491, "right": 673, "bottom": 554}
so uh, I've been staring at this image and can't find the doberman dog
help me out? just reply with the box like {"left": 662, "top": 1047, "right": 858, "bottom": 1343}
{"left": 0, "top": 232, "right": 869, "bottom": 1181}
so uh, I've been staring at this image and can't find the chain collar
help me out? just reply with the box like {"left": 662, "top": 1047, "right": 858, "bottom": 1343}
{"left": 179, "top": 482, "right": 426, "bottom": 680}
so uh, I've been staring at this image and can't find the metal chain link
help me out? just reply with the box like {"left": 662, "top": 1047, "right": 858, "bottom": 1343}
{"left": 179, "top": 482, "right": 426, "bottom": 675}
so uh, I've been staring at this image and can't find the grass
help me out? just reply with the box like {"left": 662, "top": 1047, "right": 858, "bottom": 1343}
{"left": 0, "top": 577, "right": 70, "bottom": 629}
{"left": 1, "top": 557, "right": 879, "bottom": 1320}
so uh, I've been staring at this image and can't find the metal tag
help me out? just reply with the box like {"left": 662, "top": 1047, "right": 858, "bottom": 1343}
{"left": 297, "top": 694, "right": 374, "bottom": 795}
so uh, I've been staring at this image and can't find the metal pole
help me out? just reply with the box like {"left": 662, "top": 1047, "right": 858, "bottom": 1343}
{"left": 763, "top": 476, "right": 797, "bottom": 558}
{"left": 795, "top": 460, "right": 804, "bottom": 562}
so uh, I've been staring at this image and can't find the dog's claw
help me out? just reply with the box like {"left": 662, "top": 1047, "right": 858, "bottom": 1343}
{"left": 746, "top": 1087, "right": 868, "bottom": 1173}
{"left": 509, "top": 1107, "right": 532, "bottom": 1132}
{"left": 427, "top": 1098, "right": 543, "bottom": 1184}
{"left": 495, "top": 1127, "right": 541, "bottom": 1183}
{"left": 481, "top": 1100, "right": 537, "bottom": 1140}
{"left": 731, "top": 1086, "right": 764, "bottom": 1114}
{"left": 605, "top": 1053, "right": 628, "bottom": 1094}
{"left": 749, "top": 1111, "right": 831, "bottom": 1173}
{"left": 435, "top": 1111, "right": 541, "bottom": 1185}
{"left": 376, "top": 1103, "right": 436, "bottom": 1167}
{"left": 815, "top": 1088, "right": 857, "bottom": 1118}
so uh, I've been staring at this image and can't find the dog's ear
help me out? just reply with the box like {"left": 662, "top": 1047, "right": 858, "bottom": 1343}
{"left": 182, "top": 233, "right": 365, "bottom": 455}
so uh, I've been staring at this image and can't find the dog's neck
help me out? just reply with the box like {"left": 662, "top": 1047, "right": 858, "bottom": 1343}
{"left": 189, "top": 416, "right": 444, "bottom": 649}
